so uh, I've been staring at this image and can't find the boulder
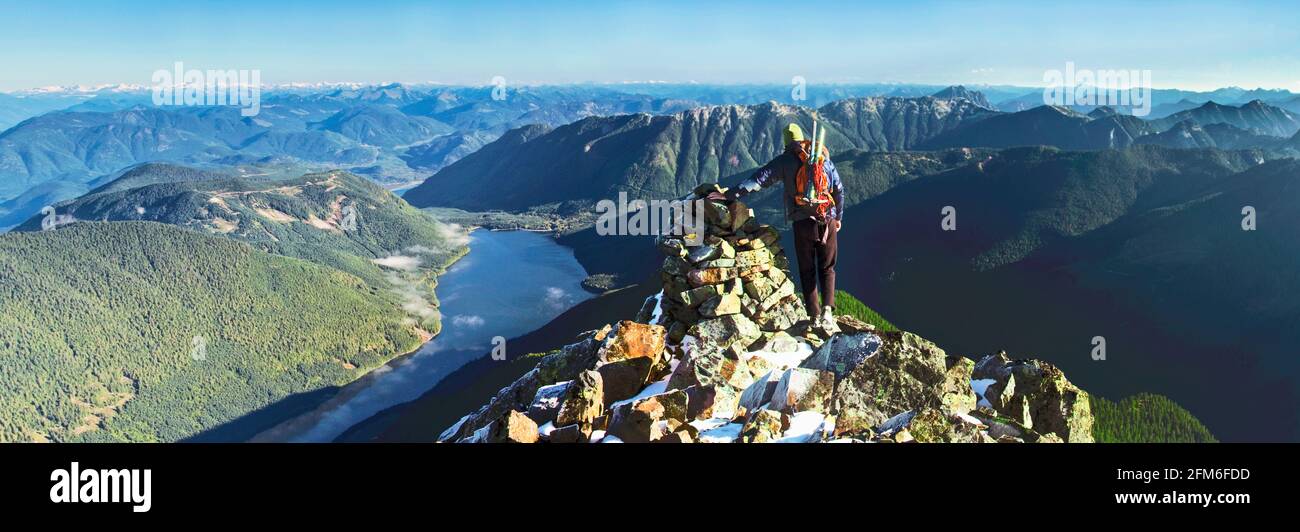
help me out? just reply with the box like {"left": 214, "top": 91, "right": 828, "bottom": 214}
{"left": 548, "top": 423, "right": 587, "bottom": 444}
{"left": 599, "top": 321, "right": 666, "bottom": 363}
{"left": 684, "top": 384, "right": 740, "bottom": 420}
{"left": 874, "top": 408, "right": 983, "bottom": 443}
{"left": 737, "top": 370, "right": 782, "bottom": 413}
{"left": 941, "top": 356, "right": 978, "bottom": 415}
{"left": 555, "top": 370, "right": 604, "bottom": 427}
{"left": 828, "top": 331, "right": 950, "bottom": 436}
{"left": 740, "top": 409, "right": 789, "bottom": 443}
{"left": 596, "top": 357, "right": 654, "bottom": 407}
{"left": 526, "top": 381, "right": 572, "bottom": 425}
{"left": 606, "top": 390, "right": 690, "bottom": 443}
{"left": 667, "top": 348, "right": 754, "bottom": 392}
{"left": 688, "top": 314, "right": 762, "bottom": 353}
{"left": 800, "top": 332, "right": 883, "bottom": 382}
{"left": 833, "top": 315, "right": 876, "bottom": 335}
{"left": 769, "top": 368, "right": 835, "bottom": 415}
{"left": 972, "top": 353, "right": 1094, "bottom": 442}
{"left": 466, "top": 410, "right": 538, "bottom": 444}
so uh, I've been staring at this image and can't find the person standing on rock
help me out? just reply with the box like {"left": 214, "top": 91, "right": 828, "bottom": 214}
{"left": 727, "top": 123, "right": 844, "bottom": 333}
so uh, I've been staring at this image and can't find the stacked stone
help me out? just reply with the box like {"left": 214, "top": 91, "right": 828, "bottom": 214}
{"left": 653, "top": 183, "right": 809, "bottom": 356}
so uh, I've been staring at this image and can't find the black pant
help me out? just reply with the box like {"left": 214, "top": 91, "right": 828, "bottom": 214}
{"left": 792, "top": 218, "right": 837, "bottom": 316}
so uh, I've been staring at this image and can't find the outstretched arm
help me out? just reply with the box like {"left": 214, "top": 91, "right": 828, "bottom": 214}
{"left": 728, "top": 157, "right": 785, "bottom": 200}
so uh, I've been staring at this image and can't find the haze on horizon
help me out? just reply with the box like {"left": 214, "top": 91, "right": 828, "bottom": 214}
{"left": 0, "top": 0, "right": 1297, "bottom": 92}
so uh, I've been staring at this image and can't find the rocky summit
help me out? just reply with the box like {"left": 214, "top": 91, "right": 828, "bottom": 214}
{"left": 440, "top": 185, "right": 1094, "bottom": 443}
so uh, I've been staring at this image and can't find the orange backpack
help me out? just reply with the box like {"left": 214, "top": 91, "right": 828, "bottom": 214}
{"left": 793, "top": 139, "right": 835, "bottom": 218}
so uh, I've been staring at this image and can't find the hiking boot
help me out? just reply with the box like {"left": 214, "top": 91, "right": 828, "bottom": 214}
{"left": 818, "top": 306, "right": 840, "bottom": 335}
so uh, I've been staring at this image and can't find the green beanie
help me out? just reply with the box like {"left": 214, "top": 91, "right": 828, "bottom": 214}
{"left": 782, "top": 123, "right": 805, "bottom": 145}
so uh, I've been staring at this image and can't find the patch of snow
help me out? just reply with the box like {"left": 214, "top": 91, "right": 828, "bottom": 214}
{"left": 689, "top": 417, "right": 731, "bottom": 432}
{"left": 529, "top": 381, "right": 570, "bottom": 413}
{"left": 742, "top": 339, "right": 815, "bottom": 370}
{"left": 600, "top": 434, "right": 624, "bottom": 443}
{"left": 971, "top": 378, "right": 996, "bottom": 408}
{"left": 698, "top": 423, "right": 744, "bottom": 443}
{"left": 954, "top": 412, "right": 985, "bottom": 427}
{"left": 538, "top": 421, "right": 556, "bottom": 438}
{"left": 588, "top": 430, "right": 606, "bottom": 443}
{"left": 877, "top": 410, "right": 917, "bottom": 436}
{"left": 777, "top": 411, "right": 828, "bottom": 443}
{"left": 648, "top": 290, "right": 665, "bottom": 324}
{"left": 609, "top": 376, "right": 669, "bottom": 410}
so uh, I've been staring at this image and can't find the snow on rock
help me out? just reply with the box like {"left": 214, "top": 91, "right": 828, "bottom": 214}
{"left": 610, "top": 376, "right": 669, "bottom": 411}
{"left": 649, "top": 290, "right": 665, "bottom": 324}
{"left": 971, "top": 378, "right": 996, "bottom": 408}
{"left": 697, "top": 422, "right": 744, "bottom": 443}
{"left": 776, "top": 411, "right": 832, "bottom": 443}
{"left": 741, "top": 339, "right": 815, "bottom": 370}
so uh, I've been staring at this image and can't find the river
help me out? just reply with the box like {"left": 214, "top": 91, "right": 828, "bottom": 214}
{"left": 254, "top": 230, "right": 591, "bottom": 442}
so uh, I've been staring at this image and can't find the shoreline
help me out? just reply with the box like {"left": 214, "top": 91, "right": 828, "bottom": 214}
{"left": 246, "top": 230, "right": 476, "bottom": 442}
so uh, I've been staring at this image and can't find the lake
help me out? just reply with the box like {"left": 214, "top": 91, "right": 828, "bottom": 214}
{"left": 254, "top": 230, "right": 591, "bottom": 442}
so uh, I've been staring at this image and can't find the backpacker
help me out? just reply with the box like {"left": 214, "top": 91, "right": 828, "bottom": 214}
{"left": 793, "top": 120, "right": 835, "bottom": 220}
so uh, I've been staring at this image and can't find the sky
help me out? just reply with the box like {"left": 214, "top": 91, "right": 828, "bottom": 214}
{"left": 1, "top": 0, "right": 1297, "bottom": 92}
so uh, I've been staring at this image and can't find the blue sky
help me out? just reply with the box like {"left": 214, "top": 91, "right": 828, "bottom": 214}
{"left": 1, "top": 0, "right": 1297, "bottom": 91}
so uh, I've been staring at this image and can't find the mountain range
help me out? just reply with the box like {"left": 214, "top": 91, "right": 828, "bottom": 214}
{"left": 403, "top": 96, "right": 997, "bottom": 211}
{"left": 0, "top": 84, "right": 703, "bottom": 220}
{"left": 405, "top": 95, "right": 1298, "bottom": 217}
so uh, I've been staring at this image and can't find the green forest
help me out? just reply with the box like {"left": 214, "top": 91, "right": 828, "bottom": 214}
{"left": 833, "top": 289, "right": 898, "bottom": 332}
{"left": 1091, "top": 393, "right": 1218, "bottom": 443}
{"left": 0, "top": 222, "right": 430, "bottom": 442}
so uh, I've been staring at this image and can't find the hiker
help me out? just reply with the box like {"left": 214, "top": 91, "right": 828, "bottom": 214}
{"left": 727, "top": 123, "right": 844, "bottom": 333}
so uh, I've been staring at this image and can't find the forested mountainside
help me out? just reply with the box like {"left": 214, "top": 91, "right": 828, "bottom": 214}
{"left": 0, "top": 222, "right": 432, "bottom": 442}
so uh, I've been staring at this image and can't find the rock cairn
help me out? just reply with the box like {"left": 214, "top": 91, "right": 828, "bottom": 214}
{"left": 648, "top": 183, "right": 811, "bottom": 353}
{"left": 440, "top": 184, "right": 1094, "bottom": 444}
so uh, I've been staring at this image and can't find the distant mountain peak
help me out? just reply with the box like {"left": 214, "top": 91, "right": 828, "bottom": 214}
{"left": 931, "top": 85, "right": 992, "bottom": 109}
{"left": 1087, "top": 106, "right": 1118, "bottom": 119}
